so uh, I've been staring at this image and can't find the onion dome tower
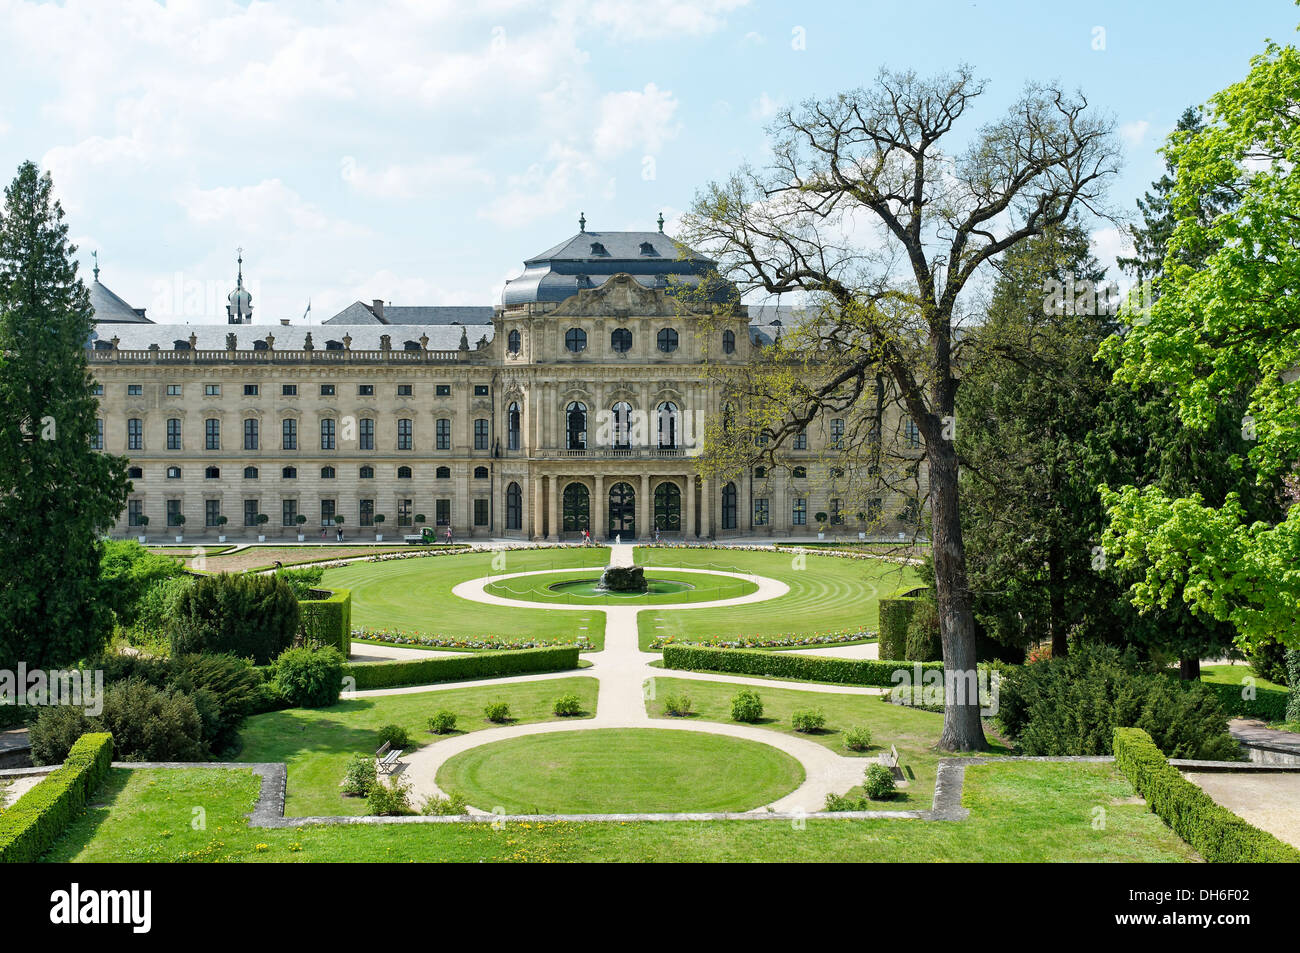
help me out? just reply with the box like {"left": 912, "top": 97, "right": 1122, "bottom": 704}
{"left": 226, "top": 247, "right": 253, "bottom": 324}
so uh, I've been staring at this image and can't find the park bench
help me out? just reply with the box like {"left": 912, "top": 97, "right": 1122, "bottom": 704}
{"left": 375, "top": 740, "right": 404, "bottom": 774}
{"left": 878, "top": 744, "right": 904, "bottom": 781}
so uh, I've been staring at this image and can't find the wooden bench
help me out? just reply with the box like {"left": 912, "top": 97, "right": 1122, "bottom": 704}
{"left": 375, "top": 740, "right": 404, "bottom": 774}
{"left": 878, "top": 744, "right": 904, "bottom": 780}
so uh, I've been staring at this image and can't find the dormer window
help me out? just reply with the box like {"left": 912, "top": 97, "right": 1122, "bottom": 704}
{"left": 325, "top": 339, "right": 343, "bottom": 351}
{"left": 589, "top": 242, "right": 607, "bottom": 256}
{"left": 173, "top": 339, "right": 190, "bottom": 350}
{"left": 252, "top": 339, "right": 269, "bottom": 351}
{"left": 639, "top": 242, "right": 656, "bottom": 256}
{"left": 403, "top": 340, "right": 420, "bottom": 351}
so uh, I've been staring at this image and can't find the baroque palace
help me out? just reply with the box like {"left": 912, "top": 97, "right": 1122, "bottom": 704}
{"left": 87, "top": 219, "right": 927, "bottom": 542}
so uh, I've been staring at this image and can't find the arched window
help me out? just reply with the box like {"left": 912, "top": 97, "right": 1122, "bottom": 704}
{"left": 244, "top": 467, "right": 258, "bottom": 479}
{"left": 566, "top": 402, "right": 587, "bottom": 450}
{"left": 657, "top": 401, "right": 678, "bottom": 450}
{"left": 282, "top": 466, "right": 297, "bottom": 479}
{"left": 792, "top": 465, "right": 807, "bottom": 479}
{"left": 562, "top": 482, "right": 590, "bottom": 533}
{"left": 436, "top": 466, "right": 451, "bottom": 479}
{"left": 722, "top": 329, "right": 736, "bottom": 354}
{"left": 359, "top": 465, "right": 374, "bottom": 479}
{"left": 611, "top": 401, "right": 632, "bottom": 450}
{"left": 321, "top": 466, "right": 336, "bottom": 479}
{"left": 474, "top": 466, "right": 489, "bottom": 479}
{"left": 204, "top": 466, "right": 220, "bottom": 479}
{"left": 565, "top": 327, "right": 587, "bottom": 353}
{"left": 166, "top": 466, "right": 181, "bottom": 479}
{"left": 722, "top": 481, "right": 738, "bottom": 530}
{"left": 397, "top": 466, "right": 412, "bottom": 479}
{"left": 507, "top": 329, "right": 521, "bottom": 353}
{"left": 654, "top": 482, "right": 681, "bottom": 532}
{"left": 505, "top": 482, "right": 522, "bottom": 530}
{"left": 611, "top": 328, "right": 632, "bottom": 353}
{"left": 657, "top": 327, "right": 679, "bottom": 353}
{"left": 127, "top": 466, "right": 143, "bottom": 479}
{"left": 507, "top": 401, "right": 520, "bottom": 451}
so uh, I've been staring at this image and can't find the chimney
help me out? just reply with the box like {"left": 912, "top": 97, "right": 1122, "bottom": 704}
{"left": 280, "top": 318, "right": 290, "bottom": 326}
{"left": 372, "top": 299, "right": 385, "bottom": 322}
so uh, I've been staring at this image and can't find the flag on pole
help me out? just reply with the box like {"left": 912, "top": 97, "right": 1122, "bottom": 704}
{"left": 302, "top": 299, "right": 311, "bottom": 322}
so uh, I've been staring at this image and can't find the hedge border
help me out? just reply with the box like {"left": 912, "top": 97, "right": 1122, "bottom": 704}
{"left": 877, "top": 597, "right": 917, "bottom": 662}
{"left": 344, "top": 645, "right": 580, "bottom": 691}
{"left": 299, "top": 587, "right": 352, "bottom": 656}
{"left": 661, "top": 644, "right": 943, "bottom": 686}
{"left": 0, "top": 732, "right": 114, "bottom": 863}
{"left": 1113, "top": 726, "right": 1300, "bottom": 863}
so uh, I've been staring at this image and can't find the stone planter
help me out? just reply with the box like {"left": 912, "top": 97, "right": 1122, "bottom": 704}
{"left": 218, "top": 535, "right": 227, "bottom": 543}
{"left": 175, "top": 535, "right": 184, "bottom": 543}
{"left": 297, "top": 534, "right": 305, "bottom": 542}
{"left": 817, "top": 531, "right": 825, "bottom": 540}
{"left": 375, "top": 534, "right": 383, "bottom": 542}
{"left": 137, "top": 535, "right": 147, "bottom": 544}
{"left": 858, "top": 531, "right": 866, "bottom": 540}
{"left": 257, "top": 534, "right": 266, "bottom": 542}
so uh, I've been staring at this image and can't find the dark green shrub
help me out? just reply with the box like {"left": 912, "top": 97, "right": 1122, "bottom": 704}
{"left": 0, "top": 733, "right": 113, "bottom": 862}
{"left": 170, "top": 572, "right": 300, "bottom": 664}
{"left": 552, "top": 693, "right": 583, "bottom": 716}
{"left": 269, "top": 646, "right": 345, "bottom": 708}
{"left": 167, "top": 653, "right": 263, "bottom": 751}
{"left": 345, "top": 646, "right": 579, "bottom": 691}
{"left": 863, "top": 763, "right": 897, "bottom": 800}
{"left": 1245, "top": 637, "right": 1289, "bottom": 686}
{"left": 877, "top": 597, "right": 917, "bottom": 661}
{"left": 1114, "top": 727, "right": 1300, "bottom": 862}
{"left": 27, "top": 705, "right": 93, "bottom": 766}
{"left": 30, "top": 680, "right": 206, "bottom": 764}
{"left": 341, "top": 754, "right": 377, "bottom": 797}
{"left": 484, "top": 702, "right": 511, "bottom": 723}
{"left": 1288, "top": 650, "right": 1300, "bottom": 724}
{"left": 367, "top": 775, "right": 413, "bottom": 816}
{"left": 996, "top": 643, "right": 1240, "bottom": 760}
{"left": 661, "top": 693, "right": 693, "bottom": 717}
{"left": 421, "top": 790, "right": 469, "bottom": 816}
{"left": 904, "top": 597, "right": 941, "bottom": 661}
{"left": 298, "top": 587, "right": 351, "bottom": 656}
{"left": 662, "top": 644, "right": 944, "bottom": 686}
{"left": 731, "top": 689, "right": 763, "bottom": 723}
{"left": 132, "top": 575, "right": 193, "bottom": 641}
{"left": 843, "top": 725, "right": 872, "bottom": 751}
{"left": 376, "top": 724, "right": 410, "bottom": 748}
{"left": 276, "top": 566, "right": 324, "bottom": 598}
{"left": 791, "top": 708, "right": 826, "bottom": 733}
{"left": 427, "top": 710, "right": 457, "bottom": 734}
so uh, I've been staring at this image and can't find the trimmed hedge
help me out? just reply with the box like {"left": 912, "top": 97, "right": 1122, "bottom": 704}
{"left": 877, "top": 598, "right": 916, "bottom": 662}
{"left": 0, "top": 732, "right": 114, "bottom": 863}
{"left": 299, "top": 587, "right": 352, "bottom": 656}
{"left": 661, "top": 644, "right": 943, "bottom": 686}
{"left": 1113, "top": 727, "right": 1300, "bottom": 863}
{"left": 345, "top": 646, "right": 581, "bottom": 691}
{"left": 1203, "top": 680, "right": 1289, "bottom": 723}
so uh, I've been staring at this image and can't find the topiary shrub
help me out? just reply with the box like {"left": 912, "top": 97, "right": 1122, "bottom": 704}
{"left": 863, "top": 763, "right": 897, "bottom": 800}
{"left": 661, "top": 693, "right": 693, "bottom": 717}
{"left": 997, "top": 642, "right": 1241, "bottom": 759}
{"left": 842, "top": 725, "right": 872, "bottom": 751}
{"left": 877, "top": 597, "right": 917, "bottom": 661}
{"left": 345, "top": 646, "right": 579, "bottom": 691}
{"left": 376, "top": 724, "right": 410, "bottom": 749}
{"left": 427, "top": 710, "right": 458, "bottom": 734}
{"left": 483, "top": 702, "right": 511, "bottom": 723}
{"left": 341, "top": 753, "right": 377, "bottom": 797}
{"left": 367, "top": 775, "right": 414, "bottom": 816}
{"left": 552, "top": 693, "right": 583, "bottom": 716}
{"left": 170, "top": 572, "right": 300, "bottom": 664}
{"left": 791, "top": 708, "right": 826, "bottom": 733}
{"left": 904, "top": 596, "right": 941, "bottom": 661}
{"left": 269, "top": 645, "right": 345, "bottom": 708}
{"left": 730, "top": 689, "right": 763, "bottom": 723}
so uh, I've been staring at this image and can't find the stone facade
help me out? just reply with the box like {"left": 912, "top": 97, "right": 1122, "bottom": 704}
{"left": 89, "top": 230, "right": 928, "bottom": 542}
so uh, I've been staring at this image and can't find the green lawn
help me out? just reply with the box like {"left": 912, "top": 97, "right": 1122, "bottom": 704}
{"left": 635, "top": 547, "right": 918, "bottom": 647}
{"left": 646, "top": 677, "right": 1009, "bottom": 807}
{"left": 45, "top": 760, "right": 1198, "bottom": 862}
{"left": 436, "top": 728, "right": 804, "bottom": 814}
{"left": 229, "top": 676, "right": 599, "bottom": 816}
{"left": 322, "top": 548, "right": 611, "bottom": 648}
{"left": 483, "top": 568, "right": 758, "bottom": 606}
{"left": 1200, "top": 662, "right": 1287, "bottom": 694}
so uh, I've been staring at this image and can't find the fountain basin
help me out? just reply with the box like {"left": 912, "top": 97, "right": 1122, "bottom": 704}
{"left": 546, "top": 576, "right": 696, "bottom": 598}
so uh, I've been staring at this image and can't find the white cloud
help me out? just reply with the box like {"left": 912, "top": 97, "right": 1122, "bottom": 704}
{"left": 750, "top": 92, "right": 782, "bottom": 121}
{"left": 573, "top": 0, "right": 750, "bottom": 41}
{"left": 593, "top": 83, "right": 681, "bottom": 159}
{"left": 1119, "top": 119, "right": 1151, "bottom": 149}
{"left": 340, "top": 156, "right": 495, "bottom": 199}
{"left": 1091, "top": 225, "right": 1132, "bottom": 278}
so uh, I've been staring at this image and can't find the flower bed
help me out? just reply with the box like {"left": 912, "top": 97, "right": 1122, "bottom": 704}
{"left": 649, "top": 629, "right": 874, "bottom": 650}
{"left": 352, "top": 628, "right": 591, "bottom": 651}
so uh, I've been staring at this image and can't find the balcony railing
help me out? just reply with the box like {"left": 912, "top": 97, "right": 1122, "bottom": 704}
{"left": 528, "top": 445, "right": 694, "bottom": 460}
{"left": 88, "top": 347, "right": 469, "bottom": 365}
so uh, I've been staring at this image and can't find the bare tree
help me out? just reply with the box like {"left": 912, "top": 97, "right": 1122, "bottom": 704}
{"left": 682, "top": 66, "right": 1118, "bottom": 750}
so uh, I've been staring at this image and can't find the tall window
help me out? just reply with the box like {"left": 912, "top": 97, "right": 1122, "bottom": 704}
{"left": 359, "top": 499, "right": 374, "bottom": 526}
{"left": 830, "top": 418, "right": 844, "bottom": 449}
{"left": 904, "top": 417, "right": 921, "bottom": 449}
{"left": 722, "top": 329, "right": 735, "bottom": 354}
{"left": 127, "top": 418, "right": 143, "bottom": 451}
{"left": 753, "top": 498, "right": 769, "bottom": 526}
{"left": 657, "top": 401, "right": 678, "bottom": 450}
{"left": 243, "top": 418, "right": 258, "bottom": 450}
{"left": 244, "top": 499, "right": 259, "bottom": 526}
{"left": 436, "top": 418, "right": 451, "bottom": 450}
{"left": 721, "top": 482, "right": 737, "bottom": 530}
{"left": 205, "top": 500, "right": 221, "bottom": 527}
{"left": 794, "top": 429, "right": 807, "bottom": 450}
{"left": 435, "top": 499, "right": 451, "bottom": 526}
{"left": 505, "top": 482, "right": 522, "bottom": 530}
{"left": 91, "top": 419, "right": 104, "bottom": 450}
{"left": 474, "top": 498, "right": 489, "bottom": 527}
{"left": 612, "top": 402, "right": 632, "bottom": 450}
{"left": 203, "top": 419, "right": 219, "bottom": 450}
{"left": 359, "top": 418, "right": 374, "bottom": 451}
{"left": 397, "top": 418, "right": 412, "bottom": 450}
{"left": 128, "top": 499, "right": 144, "bottom": 526}
{"left": 282, "top": 418, "right": 297, "bottom": 450}
{"left": 320, "top": 499, "right": 335, "bottom": 527}
{"left": 566, "top": 402, "right": 587, "bottom": 450}
{"left": 397, "top": 499, "right": 411, "bottom": 527}
{"left": 282, "top": 499, "right": 297, "bottom": 527}
{"left": 474, "top": 418, "right": 489, "bottom": 450}
{"left": 792, "top": 498, "right": 807, "bottom": 525}
{"left": 507, "top": 329, "right": 521, "bottom": 353}
{"left": 507, "top": 402, "right": 520, "bottom": 451}
{"left": 167, "top": 418, "right": 181, "bottom": 450}
{"left": 166, "top": 499, "right": 182, "bottom": 526}
{"left": 320, "top": 418, "right": 335, "bottom": 450}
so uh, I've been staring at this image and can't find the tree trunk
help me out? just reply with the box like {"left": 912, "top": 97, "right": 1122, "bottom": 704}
{"left": 1179, "top": 656, "right": 1201, "bottom": 681}
{"left": 928, "top": 437, "right": 988, "bottom": 751}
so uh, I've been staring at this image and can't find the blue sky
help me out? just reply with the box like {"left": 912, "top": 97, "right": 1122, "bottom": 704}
{"left": 1, "top": 0, "right": 1295, "bottom": 323}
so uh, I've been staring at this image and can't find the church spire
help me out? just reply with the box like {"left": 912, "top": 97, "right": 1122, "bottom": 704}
{"left": 226, "top": 246, "right": 253, "bottom": 324}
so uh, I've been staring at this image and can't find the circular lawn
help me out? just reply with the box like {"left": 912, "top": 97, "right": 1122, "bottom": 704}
{"left": 435, "top": 728, "right": 804, "bottom": 813}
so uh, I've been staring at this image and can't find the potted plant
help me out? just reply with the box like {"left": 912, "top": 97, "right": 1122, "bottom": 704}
{"left": 136, "top": 514, "right": 149, "bottom": 544}
{"left": 255, "top": 512, "right": 269, "bottom": 542}
{"left": 373, "top": 513, "right": 385, "bottom": 541}
{"left": 814, "top": 512, "right": 828, "bottom": 540}
{"left": 295, "top": 513, "right": 308, "bottom": 542}
{"left": 173, "top": 513, "right": 186, "bottom": 543}
{"left": 216, "top": 514, "right": 229, "bottom": 543}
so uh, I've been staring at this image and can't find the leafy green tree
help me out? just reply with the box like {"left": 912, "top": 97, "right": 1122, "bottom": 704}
{"left": 0, "top": 161, "right": 129, "bottom": 669}
{"left": 1101, "top": 41, "right": 1300, "bottom": 657}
